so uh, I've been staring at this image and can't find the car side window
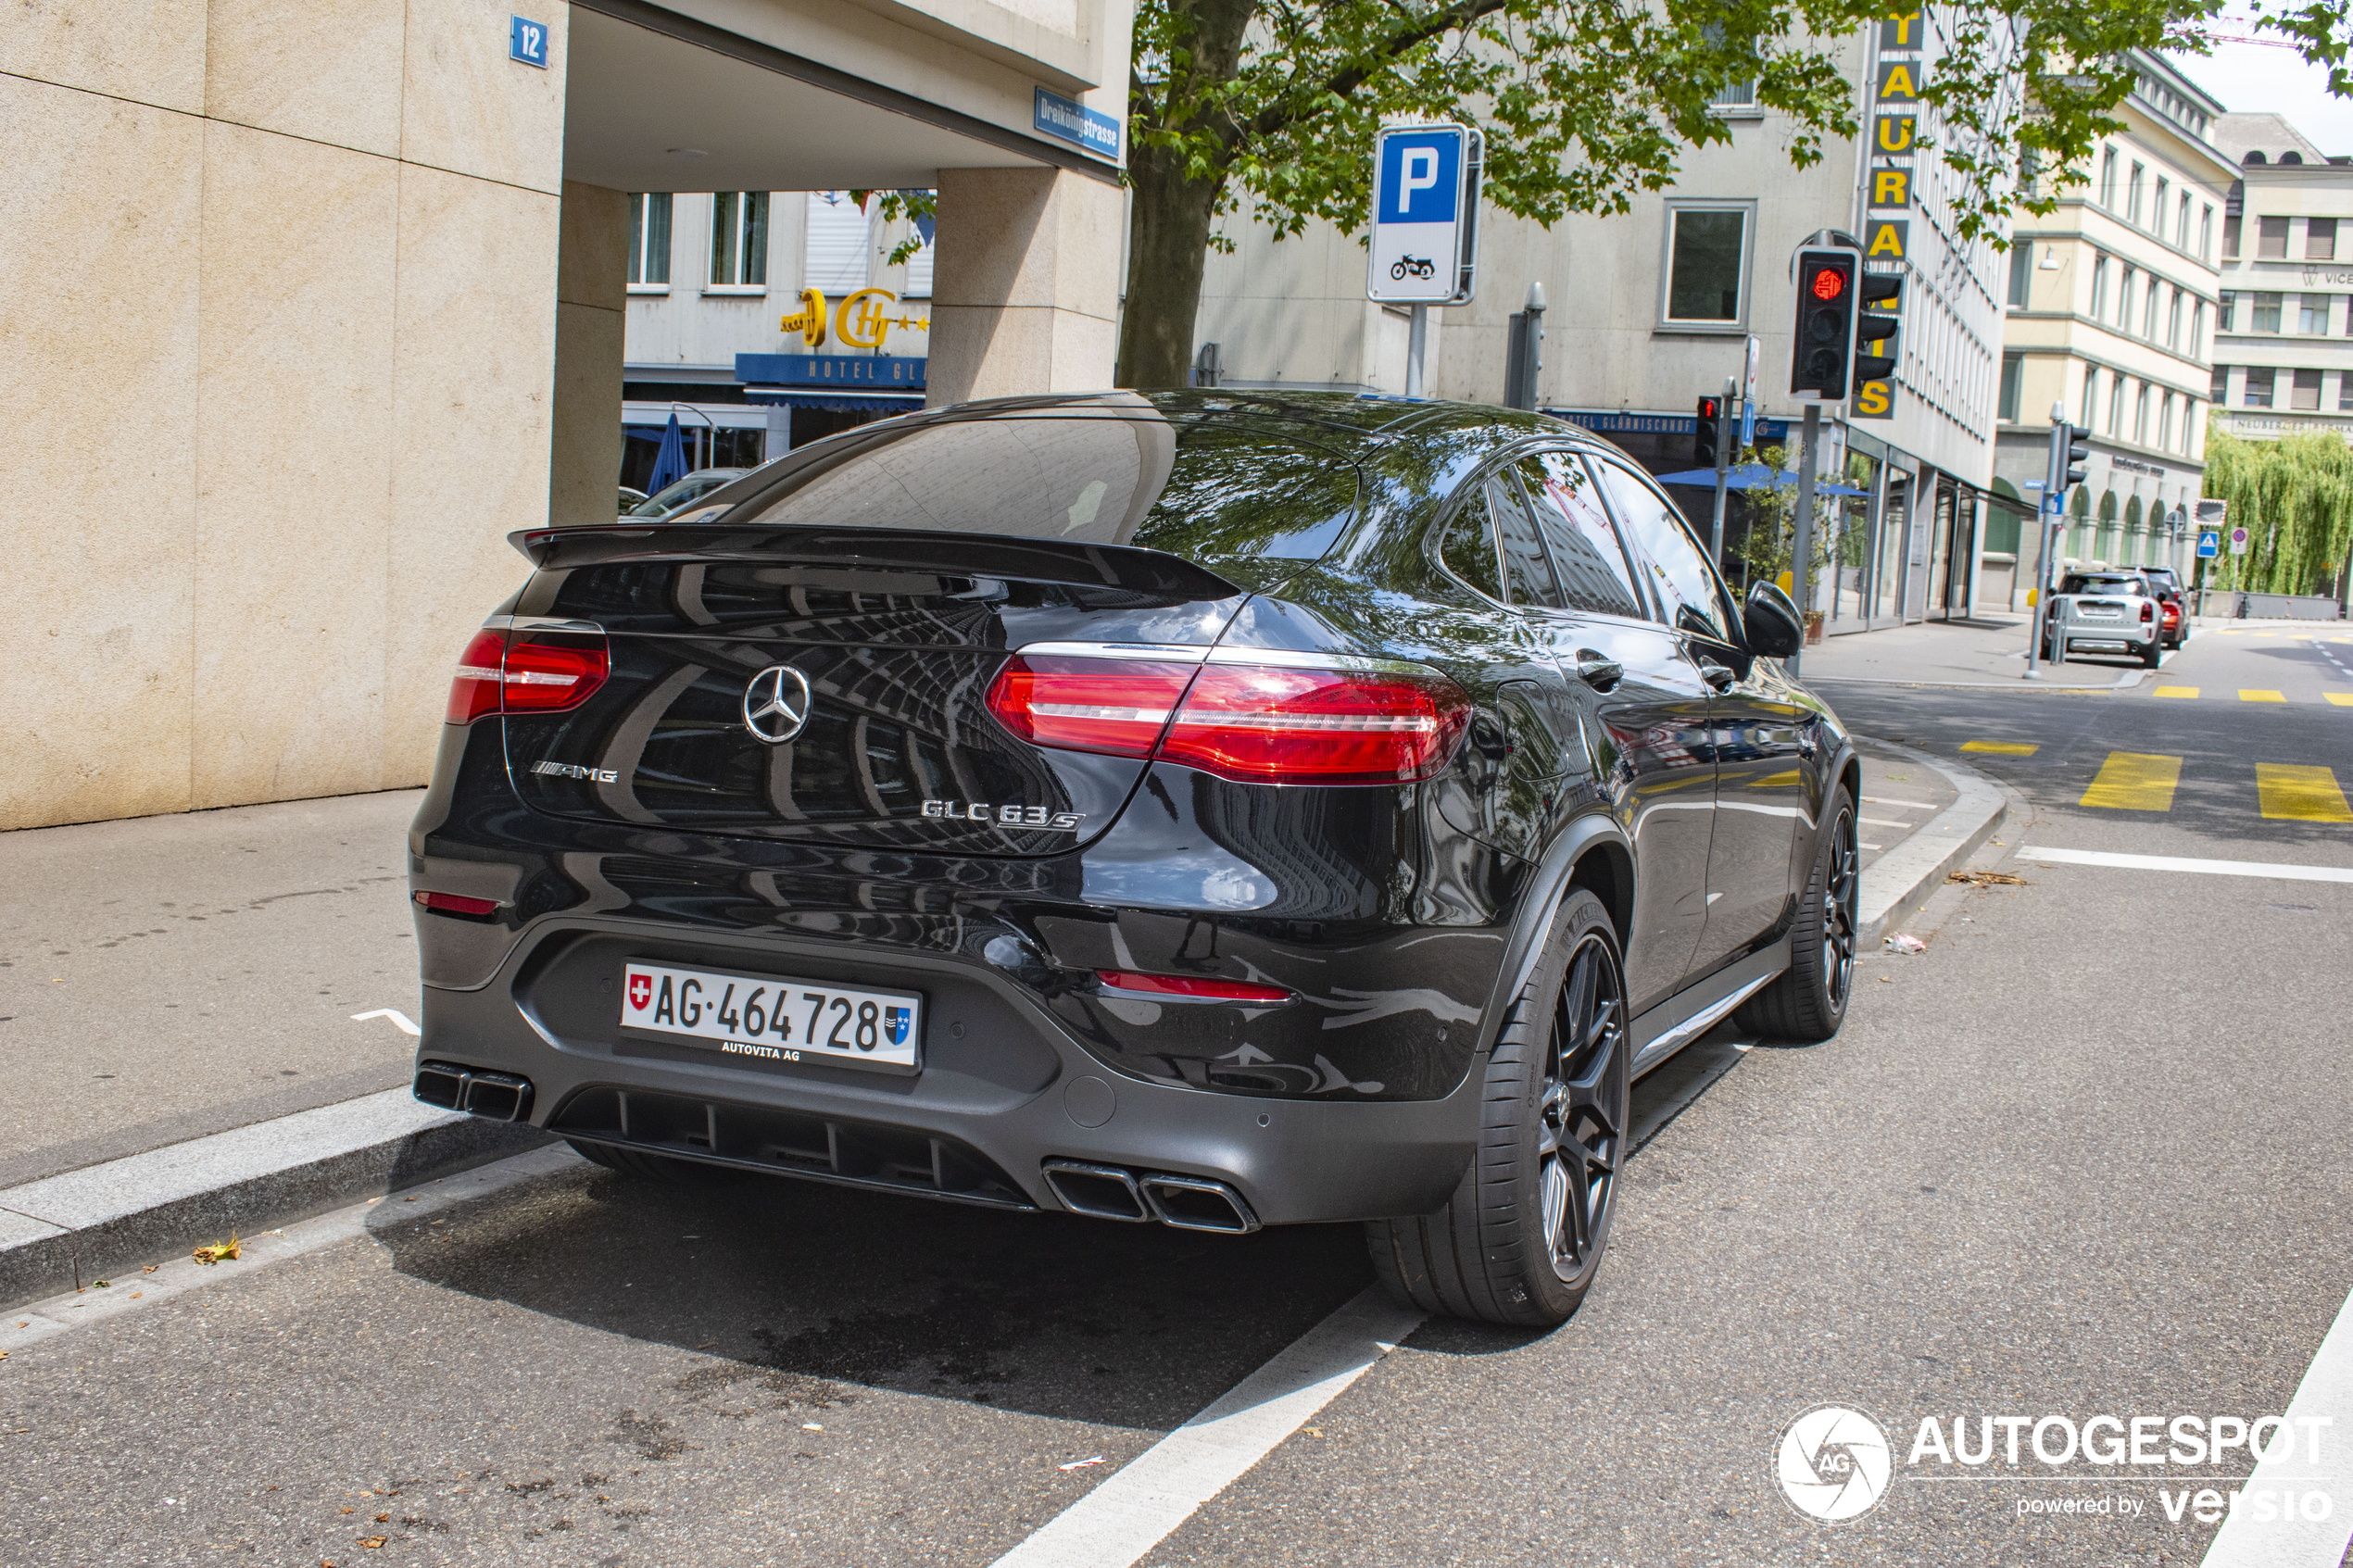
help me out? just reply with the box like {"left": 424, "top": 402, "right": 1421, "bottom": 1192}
{"left": 1592, "top": 458, "right": 1735, "bottom": 643}
{"left": 1515, "top": 453, "right": 1645, "bottom": 619}
{"left": 1489, "top": 476, "right": 1566, "bottom": 608}
{"left": 1437, "top": 493, "right": 1504, "bottom": 601}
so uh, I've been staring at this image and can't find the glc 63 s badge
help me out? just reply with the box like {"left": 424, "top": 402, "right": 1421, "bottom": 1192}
{"left": 922, "top": 799, "right": 1086, "bottom": 830}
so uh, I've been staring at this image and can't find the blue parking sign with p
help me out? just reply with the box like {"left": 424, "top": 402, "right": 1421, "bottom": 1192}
{"left": 1379, "top": 132, "right": 1462, "bottom": 223}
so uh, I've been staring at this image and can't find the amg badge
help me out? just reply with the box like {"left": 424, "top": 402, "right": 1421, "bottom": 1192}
{"left": 533, "top": 759, "right": 619, "bottom": 784}
{"left": 923, "top": 799, "right": 1086, "bottom": 830}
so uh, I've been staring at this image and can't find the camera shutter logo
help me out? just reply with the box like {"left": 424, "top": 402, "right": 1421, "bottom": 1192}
{"left": 742, "top": 666, "right": 813, "bottom": 744}
{"left": 1775, "top": 1406, "right": 1894, "bottom": 1523}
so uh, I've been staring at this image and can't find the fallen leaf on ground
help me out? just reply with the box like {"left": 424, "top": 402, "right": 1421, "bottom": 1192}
{"left": 1947, "top": 870, "right": 2028, "bottom": 887}
{"left": 359, "top": 1537, "right": 387, "bottom": 1549}
{"left": 192, "top": 1235, "right": 241, "bottom": 1264}
{"left": 374, "top": 1513, "right": 389, "bottom": 1523}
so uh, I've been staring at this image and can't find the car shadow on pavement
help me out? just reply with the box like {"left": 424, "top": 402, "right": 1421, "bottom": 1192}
{"left": 376, "top": 1160, "right": 1373, "bottom": 1431}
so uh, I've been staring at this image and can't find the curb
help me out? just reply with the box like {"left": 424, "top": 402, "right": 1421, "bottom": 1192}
{"left": 1853, "top": 738, "right": 2009, "bottom": 945}
{"left": 0, "top": 1087, "right": 547, "bottom": 1311}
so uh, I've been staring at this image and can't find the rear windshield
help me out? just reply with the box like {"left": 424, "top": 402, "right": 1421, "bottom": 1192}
{"left": 2062, "top": 575, "right": 2142, "bottom": 596}
{"left": 714, "top": 403, "right": 1360, "bottom": 568}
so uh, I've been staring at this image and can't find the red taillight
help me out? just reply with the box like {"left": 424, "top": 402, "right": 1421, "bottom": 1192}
{"left": 444, "top": 629, "right": 610, "bottom": 724}
{"left": 413, "top": 890, "right": 498, "bottom": 917}
{"left": 2141, "top": 602, "right": 2155, "bottom": 622}
{"left": 988, "top": 655, "right": 1470, "bottom": 785}
{"left": 1097, "top": 970, "right": 1293, "bottom": 1002}
{"left": 1159, "top": 663, "right": 1470, "bottom": 784}
{"left": 985, "top": 656, "right": 1197, "bottom": 758}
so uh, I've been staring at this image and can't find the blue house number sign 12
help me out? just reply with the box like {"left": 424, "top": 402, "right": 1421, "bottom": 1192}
{"left": 510, "top": 16, "right": 549, "bottom": 67}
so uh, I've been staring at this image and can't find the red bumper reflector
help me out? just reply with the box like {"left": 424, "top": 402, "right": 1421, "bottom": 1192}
{"left": 414, "top": 891, "right": 499, "bottom": 917}
{"left": 1096, "top": 970, "right": 1292, "bottom": 1002}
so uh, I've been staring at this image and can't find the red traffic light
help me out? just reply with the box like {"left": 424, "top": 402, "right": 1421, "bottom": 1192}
{"left": 1698, "top": 396, "right": 1720, "bottom": 418}
{"left": 1810, "top": 269, "right": 1847, "bottom": 301}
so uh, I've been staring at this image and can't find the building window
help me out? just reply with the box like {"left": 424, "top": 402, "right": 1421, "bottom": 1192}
{"left": 2158, "top": 394, "right": 2174, "bottom": 451}
{"left": 2223, "top": 213, "right": 2242, "bottom": 256}
{"left": 2311, "top": 217, "right": 2340, "bottom": 259}
{"left": 2293, "top": 368, "right": 2323, "bottom": 409}
{"left": 2302, "top": 294, "right": 2332, "bottom": 333}
{"left": 2192, "top": 300, "right": 2206, "bottom": 358}
{"left": 2168, "top": 289, "right": 2183, "bottom": 349}
{"left": 2219, "top": 291, "right": 2235, "bottom": 332}
{"left": 2108, "top": 372, "right": 2128, "bottom": 433}
{"left": 2134, "top": 383, "right": 2151, "bottom": 443}
{"left": 1709, "top": 81, "right": 1758, "bottom": 109}
{"left": 2341, "top": 373, "right": 2353, "bottom": 410}
{"left": 2101, "top": 148, "right": 2120, "bottom": 207}
{"left": 2000, "top": 353, "right": 2024, "bottom": 420}
{"left": 2008, "top": 244, "right": 2033, "bottom": 308}
{"left": 2253, "top": 292, "right": 2284, "bottom": 332}
{"left": 1659, "top": 203, "right": 1754, "bottom": 326}
{"left": 2119, "top": 265, "right": 2137, "bottom": 329}
{"left": 2259, "top": 216, "right": 2289, "bottom": 257}
{"left": 2201, "top": 205, "right": 2214, "bottom": 257}
{"left": 2178, "top": 192, "right": 2193, "bottom": 249}
{"left": 709, "top": 192, "right": 770, "bottom": 288}
{"left": 2212, "top": 364, "right": 2229, "bottom": 403}
{"left": 2129, "top": 162, "right": 2146, "bottom": 224}
{"left": 2143, "top": 277, "right": 2161, "bottom": 339}
{"left": 2082, "top": 364, "right": 2101, "bottom": 425}
{"left": 2155, "top": 176, "right": 2170, "bottom": 232}
{"left": 804, "top": 192, "right": 872, "bottom": 294}
{"left": 627, "top": 193, "right": 673, "bottom": 286}
{"left": 2245, "top": 367, "right": 2275, "bottom": 407}
{"left": 2091, "top": 256, "right": 2111, "bottom": 320}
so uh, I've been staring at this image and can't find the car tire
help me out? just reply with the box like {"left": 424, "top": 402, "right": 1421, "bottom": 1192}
{"left": 1736, "top": 785, "right": 1857, "bottom": 1043}
{"left": 1365, "top": 889, "right": 1629, "bottom": 1327}
{"left": 2141, "top": 639, "right": 2162, "bottom": 669}
{"left": 566, "top": 1138, "right": 740, "bottom": 1183}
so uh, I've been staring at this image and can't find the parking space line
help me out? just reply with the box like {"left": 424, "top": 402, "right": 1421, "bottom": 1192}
{"left": 2241, "top": 689, "right": 2287, "bottom": 703}
{"left": 2198, "top": 1278, "right": 2353, "bottom": 1567}
{"left": 2256, "top": 764, "right": 2353, "bottom": 823}
{"left": 2080, "top": 752, "right": 2182, "bottom": 812}
{"left": 2016, "top": 846, "right": 2353, "bottom": 883}
{"left": 2154, "top": 685, "right": 2199, "bottom": 699}
{"left": 988, "top": 1286, "right": 1424, "bottom": 1568}
{"left": 1960, "top": 740, "right": 2038, "bottom": 755}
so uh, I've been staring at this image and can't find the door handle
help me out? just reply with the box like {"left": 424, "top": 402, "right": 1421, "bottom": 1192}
{"left": 1570, "top": 650, "right": 1623, "bottom": 693}
{"left": 1697, "top": 659, "right": 1737, "bottom": 693}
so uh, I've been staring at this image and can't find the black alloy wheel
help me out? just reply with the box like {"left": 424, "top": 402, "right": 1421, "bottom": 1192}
{"left": 1366, "top": 889, "right": 1629, "bottom": 1326}
{"left": 1738, "top": 788, "right": 1857, "bottom": 1041}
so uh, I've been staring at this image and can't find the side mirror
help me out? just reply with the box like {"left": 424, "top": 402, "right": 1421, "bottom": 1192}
{"left": 1743, "top": 580, "right": 1805, "bottom": 659}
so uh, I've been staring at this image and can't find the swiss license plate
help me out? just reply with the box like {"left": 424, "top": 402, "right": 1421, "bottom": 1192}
{"left": 620, "top": 961, "right": 921, "bottom": 1072}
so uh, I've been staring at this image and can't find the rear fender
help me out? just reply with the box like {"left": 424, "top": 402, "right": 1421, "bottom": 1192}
{"left": 1472, "top": 810, "right": 1634, "bottom": 1062}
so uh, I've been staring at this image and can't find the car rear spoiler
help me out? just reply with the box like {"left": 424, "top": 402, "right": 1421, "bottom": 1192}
{"left": 508, "top": 523, "right": 1245, "bottom": 602}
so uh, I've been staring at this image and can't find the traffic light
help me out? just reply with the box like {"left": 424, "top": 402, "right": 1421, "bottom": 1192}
{"left": 1694, "top": 395, "right": 1722, "bottom": 469}
{"left": 1791, "top": 245, "right": 1859, "bottom": 402}
{"left": 2061, "top": 423, "right": 2090, "bottom": 487}
{"left": 1854, "top": 270, "right": 1903, "bottom": 386}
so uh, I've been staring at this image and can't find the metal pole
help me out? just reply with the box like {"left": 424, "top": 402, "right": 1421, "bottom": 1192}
{"left": 1709, "top": 375, "right": 1735, "bottom": 566}
{"left": 2023, "top": 405, "right": 2066, "bottom": 678}
{"left": 1786, "top": 402, "right": 1822, "bottom": 677}
{"left": 1405, "top": 305, "right": 1428, "bottom": 398}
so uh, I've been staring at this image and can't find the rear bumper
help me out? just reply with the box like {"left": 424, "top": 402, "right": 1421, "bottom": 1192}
{"left": 414, "top": 917, "right": 1478, "bottom": 1227}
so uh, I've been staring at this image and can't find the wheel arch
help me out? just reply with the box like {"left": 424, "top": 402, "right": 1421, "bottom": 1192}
{"left": 1475, "top": 811, "right": 1635, "bottom": 1064}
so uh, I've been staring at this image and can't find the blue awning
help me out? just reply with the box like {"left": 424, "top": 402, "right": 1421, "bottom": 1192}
{"left": 740, "top": 387, "right": 925, "bottom": 415}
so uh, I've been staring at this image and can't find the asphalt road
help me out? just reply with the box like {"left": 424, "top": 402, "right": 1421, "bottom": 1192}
{"left": 3, "top": 626, "right": 2347, "bottom": 1566}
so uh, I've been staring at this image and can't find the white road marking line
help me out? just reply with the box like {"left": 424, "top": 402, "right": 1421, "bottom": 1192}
{"left": 2019, "top": 845, "right": 2353, "bottom": 884}
{"left": 1861, "top": 843, "right": 1885, "bottom": 850}
{"left": 2198, "top": 1277, "right": 2353, "bottom": 1568}
{"left": 1858, "top": 816, "right": 1914, "bottom": 828}
{"left": 988, "top": 1286, "right": 1424, "bottom": 1568}
{"left": 1861, "top": 797, "right": 1937, "bottom": 809}
{"left": 349, "top": 1009, "right": 421, "bottom": 1035}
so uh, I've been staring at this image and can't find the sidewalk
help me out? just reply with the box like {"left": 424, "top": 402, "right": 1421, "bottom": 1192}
{"left": 1794, "top": 612, "right": 2146, "bottom": 690}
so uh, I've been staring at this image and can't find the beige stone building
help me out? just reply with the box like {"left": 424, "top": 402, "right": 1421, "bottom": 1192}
{"left": 2207, "top": 113, "right": 2353, "bottom": 445}
{"left": 2, "top": 0, "right": 1134, "bottom": 832}
{"left": 1994, "top": 51, "right": 2232, "bottom": 595}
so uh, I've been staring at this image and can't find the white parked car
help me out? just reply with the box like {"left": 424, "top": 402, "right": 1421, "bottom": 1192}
{"left": 2041, "top": 571, "right": 2162, "bottom": 669}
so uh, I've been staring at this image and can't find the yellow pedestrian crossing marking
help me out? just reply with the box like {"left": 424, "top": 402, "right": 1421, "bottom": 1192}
{"left": 2153, "top": 686, "right": 2199, "bottom": 699}
{"left": 2257, "top": 764, "right": 2353, "bottom": 822}
{"left": 1961, "top": 740, "right": 2038, "bottom": 755}
{"left": 2329, "top": 694, "right": 2353, "bottom": 707}
{"left": 2080, "top": 752, "right": 2182, "bottom": 811}
{"left": 2240, "top": 690, "right": 2286, "bottom": 703}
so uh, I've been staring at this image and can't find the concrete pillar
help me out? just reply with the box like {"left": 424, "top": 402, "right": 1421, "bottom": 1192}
{"left": 926, "top": 167, "right": 1121, "bottom": 407}
{"left": 548, "top": 182, "right": 628, "bottom": 526}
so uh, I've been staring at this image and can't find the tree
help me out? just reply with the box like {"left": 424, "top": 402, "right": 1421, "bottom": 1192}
{"left": 1118, "top": 0, "right": 2220, "bottom": 388}
{"left": 2202, "top": 427, "right": 2353, "bottom": 596}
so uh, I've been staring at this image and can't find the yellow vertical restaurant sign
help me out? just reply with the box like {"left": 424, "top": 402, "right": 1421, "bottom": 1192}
{"left": 1856, "top": 8, "right": 1919, "bottom": 421}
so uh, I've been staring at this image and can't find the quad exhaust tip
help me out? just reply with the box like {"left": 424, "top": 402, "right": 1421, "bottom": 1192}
{"left": 1042, "top": 1159, "right": 1260, "bottom": 1234}
{"left": 414, "top": 1060, "right": 535, "bottom": 1123}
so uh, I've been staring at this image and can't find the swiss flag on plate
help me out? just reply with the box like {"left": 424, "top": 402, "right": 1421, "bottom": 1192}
{"left": 626, "top": 972, "right": 652, "bottom": 1011}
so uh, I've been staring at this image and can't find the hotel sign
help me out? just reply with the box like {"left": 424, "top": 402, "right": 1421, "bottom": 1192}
{"left": 736, "top": 353, "right": 926, "bottom": 391}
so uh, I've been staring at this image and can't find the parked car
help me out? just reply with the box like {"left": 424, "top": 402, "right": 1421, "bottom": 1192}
{"left": 2142, "top": 565, "right": 2188, "bottom": 648}
{"left": 2042, "top": 571, "right": 2163, "bottom": 667}
{"left": 623, "top": 468, "right": 749, "bottom": 520}
{"left": 619, "top": 485, "right": 648, "bottom": 512}
{"left": 409, "top": 391, "right": 1858, "bottom": 1327}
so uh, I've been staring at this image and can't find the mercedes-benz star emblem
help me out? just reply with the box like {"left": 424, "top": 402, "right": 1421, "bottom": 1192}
{"left": 742, "top": 665, "right": 812, "bottom": 744}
